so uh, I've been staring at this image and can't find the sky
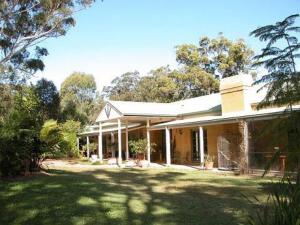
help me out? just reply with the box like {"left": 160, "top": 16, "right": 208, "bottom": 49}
{"left": 35, "top": 0, "right": 300, "bottom": 91}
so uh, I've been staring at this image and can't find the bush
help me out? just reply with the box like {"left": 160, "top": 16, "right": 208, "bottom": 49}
{"left": 60, "top": 120, "right": 81, "bottom": 158}
{"left": 0, "top": 110, "right": 41, "bottom": 176}
{"left": 248, "top": 178, "right": 300, "bottom": 225}
{"left": 129, "top": 139, "right": 155, "bottom": 159}
{"left": 40, "top": 120, "right": 63, "bottom": 158}
{"left": 39, "top": 119, "right": 81, "bottom": 158}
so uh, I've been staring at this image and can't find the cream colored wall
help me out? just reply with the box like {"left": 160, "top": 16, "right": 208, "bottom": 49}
{"left": 206, "top": 123, "right": 239, "bottom": 166}
{"left": 172, "top": 128, "right": 192, "bottom": 163}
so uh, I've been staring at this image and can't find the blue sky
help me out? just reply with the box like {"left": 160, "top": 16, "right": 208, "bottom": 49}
{"left": 35, "top": 0, "right": 300, "bottom": 91}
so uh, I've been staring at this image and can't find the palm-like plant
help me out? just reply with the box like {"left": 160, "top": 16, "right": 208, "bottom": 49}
{"left": 250, "top": 14, "right": 300, "bottom": 110}
{"left": 249, "top": 15, "right": 300, "bottom": 225}
{"left": 250, "top": 15, "right": 300, "bottom": 175}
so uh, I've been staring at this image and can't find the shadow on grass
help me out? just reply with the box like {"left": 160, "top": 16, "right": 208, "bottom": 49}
{"left": 0, "top": 168, "right": 266, "bottom": 225}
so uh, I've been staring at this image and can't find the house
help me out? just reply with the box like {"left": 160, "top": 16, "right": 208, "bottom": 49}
{"left": 79, "top": 74, "right": 299, "bottom": 172}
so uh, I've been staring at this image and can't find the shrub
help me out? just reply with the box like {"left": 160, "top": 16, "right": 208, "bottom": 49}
{"left": 129, "top": 139, "right": 155, "bottom": 159}
{"left": 40, "top": 120, "right": 63, "bottom": 158}
{"left": 60, "top": 120, "right": 81, "bottom": 157}
{"left": 0, "top": 110, "right": 41, "bottom": 176}
{"left": 248, "top": 178, "right": 300, "bottom": 225}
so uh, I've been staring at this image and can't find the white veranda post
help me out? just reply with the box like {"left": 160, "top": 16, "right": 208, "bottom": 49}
{"left": 199, "top": 126, "right": 205, "bottom": 166}
{"left": 86, "top": 136, "right": 90, "bottom": 158}
{"left": 165, "top": 127, "right": 171, "bottom": 166}
{"left": 125, "top": 122, "right": 129, "bottom": 160}
{"left": 117, "top": 119, "right": 122, "bottom": 164}
{"left": 98, "top": 122, "right": 103, "bottom": 161}
{"left": 147, "top": 119, "right": 151, "bottom": 164}
{"left": 243, "top": 121, "right": 249, "bottom": 172}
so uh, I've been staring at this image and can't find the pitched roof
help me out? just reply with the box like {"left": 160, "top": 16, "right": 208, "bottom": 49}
{"left": 107, "top": 93, "right": 221, "bottom": 117}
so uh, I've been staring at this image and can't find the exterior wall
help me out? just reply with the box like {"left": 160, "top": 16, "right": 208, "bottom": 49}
{"left": 172, "top": 128, "right": 192, "bottom": 164}
{"left": 206, "top": 123, "right": 239, "bottom": 167}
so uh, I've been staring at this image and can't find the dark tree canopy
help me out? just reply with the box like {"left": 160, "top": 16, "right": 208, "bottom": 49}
{"left": 35, "top": 78, "right": 60, "bottom": 121}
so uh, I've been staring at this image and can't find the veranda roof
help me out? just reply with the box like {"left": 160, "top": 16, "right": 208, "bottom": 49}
{"left": 150, "top": 106, "right": 300, "bottom": 130}
{"left": 80, "top": 122, "right": 142, "bottom": 136}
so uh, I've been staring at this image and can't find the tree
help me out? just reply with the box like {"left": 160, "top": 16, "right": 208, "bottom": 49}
{"left": 0, "top": 85, "right": 44, "bottom": 176}
{"left": 250, "top": 14, "right": 300, "bottom": 110}
{"left": 103, "top": 66, "right": 220, "bottom": 103}
{"left": 0, "top": 0, "right": 95, "bottom": 83}
{"left": 136, "top": 66, "right": 219, "bottom": 102}
{"left": 170, "top": 66, "right": 219, "bottom": 100}
{"left": 60, "top": 72, "right": 99, "bottom": 125}
{"left": 176, "top": 34, "right": 254, "bottom": 78}
{"left": 248, "top": 14, "right": 300, "bottom": 225}
{"left": 102, "top": 71, "right": 140, "bottom": 101}
{"left": 136, "top": 67, "right": 178, "bottom": 103}
{"left": 0, "top": 84, "right": 14, "bottom": 118}
{"left": 35, "top": 78, "right": 60, "bottom": 121}
{"left": 250, "top": 14, "right": 300, "bottom": 174}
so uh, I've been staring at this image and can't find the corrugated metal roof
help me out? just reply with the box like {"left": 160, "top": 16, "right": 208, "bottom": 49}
{"left": 108, "top": 92, "right": 222, "bottom": 117}
{"left": 108, "top": 101, "right": 178, "bottom": 116}
{"left": 150, "top": 106, "right": 300, "bottom": 129}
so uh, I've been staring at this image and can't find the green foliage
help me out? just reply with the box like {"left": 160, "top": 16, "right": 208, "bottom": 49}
{"left": 170, "top": 66, "right": 219, "bottom": 99}
{"left": 40, "top": 120, "right": 62, "bottom": 157}
{"left": 0, "top": 86, "right": 44, "bottom": 177}
{"left": 0, "top": 0, "right": 95, "bottom": 83}
{"left": 40, "top": 119, "right": 81, "bottom": 158}
{"left": 0, "top": 0, "right": 95, "bottom": 176}
{"left": 136, "top": 67, "right": 178, "bottom": 103}
{"left": 102, "top": 71, "right": 140, "bottom": 101}
{"left": 250, "top": 14, "right": 300, "bottom": 175}
{"left": 250, "top": 14, "right": 300, "bottom": 110}
{"left": 103, "top": 66, "right": 219, "bottom": 103}
{"left": 0, "top": 84, "right": 14, "bottom": 118}
{"left": 60, "top": 72, "right": 101, "bottom": 125}
{"left": 35, "top": 78, "right": 60, "bottom": 121}
{"left": 60, "top": 120, "right": 81, "bottom": 158}
{"left": 176, "top": 34, "right": 254, "bottom": 78}
{"left": 129, "top": 139, "right": 155, "bottom": 158}
{"left": 248, "top": 178, "right": 300, "bottom": 225}
{"left": 248, "top": 14, "right": 300, "bottom": 225}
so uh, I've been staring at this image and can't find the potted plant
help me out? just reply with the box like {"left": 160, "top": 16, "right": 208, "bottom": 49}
{"left": 129, "top": 139, "right": 156, "bottom": 167}
{"left": 204, "top": 154, "right": 215, "bottom": 170}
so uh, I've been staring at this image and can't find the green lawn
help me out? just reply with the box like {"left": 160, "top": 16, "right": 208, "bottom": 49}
{"left": 0, "top": 166, "right": 270, "bottom": 225}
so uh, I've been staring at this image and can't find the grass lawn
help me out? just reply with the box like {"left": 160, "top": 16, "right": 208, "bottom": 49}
{"left": 0, "top": 164, "right": 271, "bottom": 225}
